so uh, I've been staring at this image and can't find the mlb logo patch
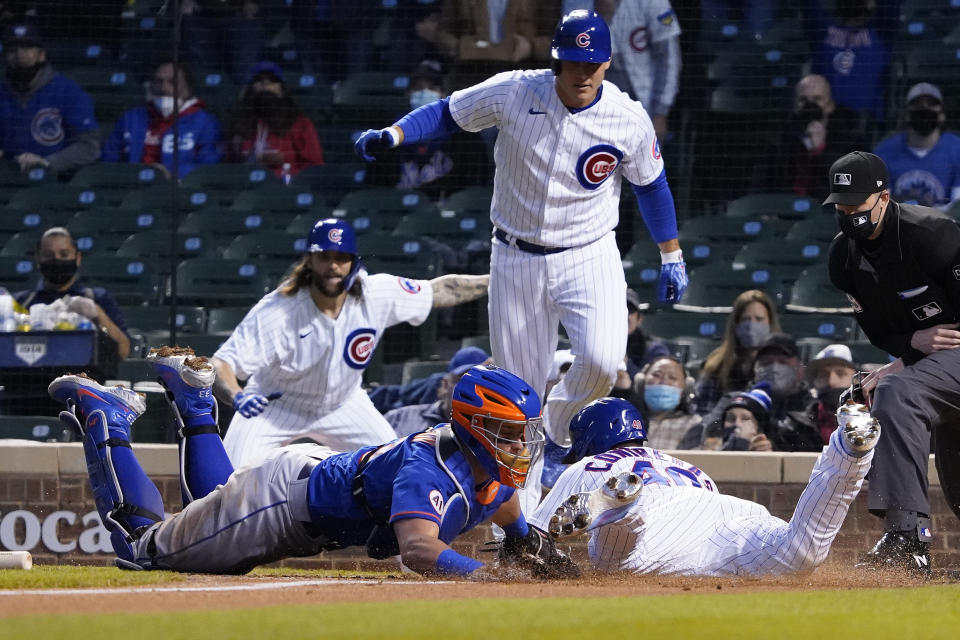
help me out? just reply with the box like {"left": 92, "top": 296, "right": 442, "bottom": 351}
{"left": 398, "top": 277, "right": 421, "bottom": 294}
{"left": 952, "top": 265, "right": 960, "bottom": 280}
{"left": 657, "top": 9, "right": 675, "bottom": 25}
{"left": 834, "top": 173, "right": 852, "bottom": 185}
{"left": 912, "top": 302, "right": 942, "bottom": 320}
{"left": 846, "top": 294, "right": 862, "bottom": 312}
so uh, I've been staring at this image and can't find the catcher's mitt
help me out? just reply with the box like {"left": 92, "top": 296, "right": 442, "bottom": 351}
{"left": 494, "top": 526, "right": 581, "bottom": 579}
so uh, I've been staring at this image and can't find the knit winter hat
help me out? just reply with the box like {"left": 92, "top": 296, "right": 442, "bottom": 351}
{"left": 726, "top": 381, "right": 773, "bottom": 422}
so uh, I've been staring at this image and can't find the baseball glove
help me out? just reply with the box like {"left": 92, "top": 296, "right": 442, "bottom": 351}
{"left": 494, "top": 526, "right": 581, "bottom": 580}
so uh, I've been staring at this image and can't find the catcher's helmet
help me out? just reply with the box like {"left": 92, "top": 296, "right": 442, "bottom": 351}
{"left": 562, "top": 397, "right": 647, "bottom": 464}
{"left": 551, "top": 10, "right": 611, "bottom": 63}
{"left": 307, "top": 218, "right": 363, "bottom": 290}
{"left": 451, "top": 365, "right": 545, "bottom": 489}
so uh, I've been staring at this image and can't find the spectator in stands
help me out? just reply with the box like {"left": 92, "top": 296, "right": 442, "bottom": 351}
{"left": 178, "top": 0, "right": 269, "bottom": 85}
{"left": 101, "top": 60, "right": 223, "bottom": 179}
{"left": 873, "top": 83, "right": 960, "bottom": 210}
{"left": 290, "top": 0, "right": 383, "bottom": 82}
{"left": 383, "top": 346, "right": 491, "bottom": 437}
{"left": 623, "top": 287, "right": 670, "bottom": 379}
{"left": 632, "top": 355, "right": 701, "bottom": 450}
{"left": 700, "top": 0, "right": 774, "bottom": 41}
{"left": 0, "top": 24, "right": 99, "bottom": 175}
{"left": 606, "top": 0, "right": 682, "bottom": 141}
{"left": 415, "top": 0, "right": 535, "bottom": 62}
{"left": 802, "top": 0, "right": 898, "bottom": 122}
{"left": 777, "top": 343, "right": 858, "bottom": 451}
{"left": 682, "top": 382, "right": 774, "bottom": 451}
{"left": 758, "top": 74, "right": 866, "bottom": 201}
{"left": 13, "top": 227, "right": 130, "bottom": 359}
{"left": 365, "top": 60, "right": 490, "bottom": 200}
{"left": 695, "top": 289, "right": 781, "bottom": 416}
{"left": 752, "top": 333, "right": 812, "bottom": 422}
{"left": 228, "top": 61, "right": 324, "bottom": 179}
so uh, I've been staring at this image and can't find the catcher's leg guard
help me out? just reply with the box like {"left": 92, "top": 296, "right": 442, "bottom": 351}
{"left": 147, "top": 347, "right": 233, "bottom": 505}
{"left": 49, "top": 376, "right": 165, "bottom": 564}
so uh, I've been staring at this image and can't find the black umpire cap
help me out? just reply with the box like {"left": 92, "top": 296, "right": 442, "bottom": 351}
{"left": 823, "top": 151, "right": 889, "bottom": 206}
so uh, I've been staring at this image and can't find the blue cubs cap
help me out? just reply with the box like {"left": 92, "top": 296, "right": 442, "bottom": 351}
{"left": 247, "top": 61, "right": 284, "bottom": 85}
{"left": 3, "top": 24, "right": 43, "bottom": 48}
{"left": 307, "top": 218, "right": 358, "bottom": 255}
{"left": 448, "top": 346, "right": 491, "bottom": 376}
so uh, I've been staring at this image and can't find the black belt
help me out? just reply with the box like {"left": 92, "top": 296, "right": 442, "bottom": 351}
{"left": 297, "top": 459, "right": 324, "bottom": 538}
{"left": 494, "top": 228, "right": 570, "bottom": 255}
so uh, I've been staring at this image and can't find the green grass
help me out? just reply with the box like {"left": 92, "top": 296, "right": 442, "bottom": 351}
{"left": 0, "top": 566, "right": 184, "bottom": 590}
{"left": 3, "top": 585, "right": 958, "bottom": 639}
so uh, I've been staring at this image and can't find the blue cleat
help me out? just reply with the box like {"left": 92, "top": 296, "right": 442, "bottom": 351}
{"left": 147, "top": 346, "right": 217, "bottom": 424}
{"left": 48, "top": 374, "right": 145, "bottom": 437}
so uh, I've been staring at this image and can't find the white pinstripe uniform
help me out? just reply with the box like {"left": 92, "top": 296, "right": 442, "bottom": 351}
{"left": 529, "top": 429, "right": 873, "bottom": 576}
{"left": 609, "top": 0, "right": 681, "bottom": 109}
{"left": 215, "top": 272, "right": 433, "bottom": 468}
{"left": 448, "top": 69, "right": 664, "bottom": 515}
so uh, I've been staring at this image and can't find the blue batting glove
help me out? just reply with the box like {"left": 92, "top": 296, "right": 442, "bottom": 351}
{"left": 658, "top": 253, "right": 688, "bottom": 303}
{"left": 234, "top": 391, "right": 278, "bottom": 418}
{"left": 354, "top": 128, "right": 397, "bottom": 162}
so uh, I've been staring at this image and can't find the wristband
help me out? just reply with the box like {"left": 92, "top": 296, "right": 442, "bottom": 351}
{"left": 660, "top": 249, "right": 683, "bottom": 264}
{"left": 385, "top": 127, "right": 401, "bottom": 147}
{"left": 436, "top": 548, "right": 484, "bottom": 576}
{"left": 501, "top": 516, "right": 529, "bottom": 539}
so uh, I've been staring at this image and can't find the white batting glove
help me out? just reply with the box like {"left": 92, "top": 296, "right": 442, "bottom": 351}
{"left": 65, "top": 296, "right": 98, "bottom": 320}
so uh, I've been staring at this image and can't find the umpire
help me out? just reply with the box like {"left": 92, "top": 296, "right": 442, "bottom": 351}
{"left": 825, "top": 151, "right": 960, "bottom": 576}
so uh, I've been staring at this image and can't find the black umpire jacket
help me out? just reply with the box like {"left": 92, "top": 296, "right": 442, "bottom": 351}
{"left": 828, "top": 201, "right": 960, "bottom": 365}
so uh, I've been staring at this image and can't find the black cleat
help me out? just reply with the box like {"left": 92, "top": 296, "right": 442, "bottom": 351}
{"left": 855, "top": 531, "right": 932, "bottom": 577}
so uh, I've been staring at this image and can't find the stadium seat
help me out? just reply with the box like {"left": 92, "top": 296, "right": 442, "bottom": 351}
{"left": 335, "top": 188, "right": 437, "bottom": 218}
{"left": 121, "top": 305, "right": 206, "bottom": 334}
{"left": 784, "top": 268, "right": 854, "bottom": 314}
{"left": 673, "top": 264, "right": 788, "bottom": 313}
{"left": 0, "top": 231, "right": 40, "bottom": 258}
{"left": 0, "top": 164, "right": 55, "bottom": 188}
{"left": 440, "top": 186, "right": 493, "bottom": 217}
{"left": 0, "top": 209, "right": 67, "bottom": 235}
{"left": 111, "top": 357, "right": 155, "bottom": 387}
{"left": 80, "top": 255, "right": 164, "bottom": 305}
{"left": 221, "top": 231, "right": 306, "bottom": 261}
{"left": 779, "top": 313, "right": 858, "bottom": 342}
{"left": 177, "top": 209, "right": 274, "bottom": 241}
{"left": 678, "top": 215, "right": 771, "bottom": 245}
{"left": 69, "top": 208, "right": 170, "bottom": 238}
{"left": 116, "top": 231, "right": 221, "bottom": 267}
{"left": 0, "top": 415, "right": 72, "bottom": 442}
{"left": 206, "top": 306, "right": 250, "bottom": 334}
{"left": 675, "top": 238, "right": 745, "bottom": 268}
{"left": 181, "top": 164, "right": 280, "bottom": 191}
{"left": 119, "top": 184, "right": 219, "bottom": 212}
{"left": 333, "top": 72, "right": 410, "bottom": 120}
{"left": 394, "top": 213, "right": 492, "bottom": 245}
{"left": 725, "top": 193, "right": 823, "bottom": 219}
{"left": 784, "top": 216, "right": 842, "bottom": 244}
{"left": 286, "top": 211, "right": 335, "bottom": 236}
{"left": 294, "top": 163, "right": 368, "bottom": 205}
{"left": 0, "top": 255, "right": 36, "bottom": 289}
{"left": 664, "top": 336, "right": 718, "bottom": 366}
{"left": 641, "top": 311, "right": 727, "bottom": 341}
{"left": 173, "top": 258, "right": 274, "bottom": 306}
{"left": 70, "top": 163, "right": 167, "bottom": 193}
{"left": 231, "top": 185, "right": 319, "bottom": 215}
{"left": 848, "top": 341, "right": 895, "bottom": 367}
{"left": 731, "top": 239, "right": 827, "bottom": 273}
{"left": 363, "top": 254, "right": 439, "bottom": 281}
{"left": 400, "top": 359, "right": 449, "bottom": 385}
{"left": 6, "top": 186, "right": 101, "bottom": 213}
{"left": 460, "top": 335, "right": 492, "bottom": 354}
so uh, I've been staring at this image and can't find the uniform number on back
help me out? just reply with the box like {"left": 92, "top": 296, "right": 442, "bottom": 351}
{"left": 631, "top": 460, "right": 714, "bottom": 492}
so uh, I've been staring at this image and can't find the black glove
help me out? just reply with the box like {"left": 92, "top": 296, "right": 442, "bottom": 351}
{"left": 497, "top": 526, "right": 581, "bottom": 579}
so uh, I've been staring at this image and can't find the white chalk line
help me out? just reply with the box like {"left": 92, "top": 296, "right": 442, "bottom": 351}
{"left": 0, "top": 578, "right": 456, "bottom": 597}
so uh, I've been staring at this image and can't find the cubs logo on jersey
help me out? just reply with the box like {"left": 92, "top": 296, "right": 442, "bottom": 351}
{"left": 32, "top": 108, "right": 65, "bottom": 146}
{"left": 343, "top": 327, "right": 377, "bottom": 369}
{"left": 397, "top": 277, "right": 421, "bottom": 294}
{"left": 575, "top": 144, "right": 623, "bottom": 190}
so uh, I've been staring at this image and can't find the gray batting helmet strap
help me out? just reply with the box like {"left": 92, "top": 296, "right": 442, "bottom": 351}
{"left": 551, "top": 10, "right": 611, "bottom": 63}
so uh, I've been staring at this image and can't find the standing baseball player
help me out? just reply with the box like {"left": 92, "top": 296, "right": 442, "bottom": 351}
{"left": 826, "top": 150, "right": 960, "bottom": 576}
{"left": 355, "top": 9, "right": 688, "bottom": 514}
{"left": 47, "top": 351, "right": 578, "bottom": 578}
{"left": 211, "top": 217, "right": 490, "bottom": 468}
{"left": 531, "top": 396, "right": 880, "bottom": 576}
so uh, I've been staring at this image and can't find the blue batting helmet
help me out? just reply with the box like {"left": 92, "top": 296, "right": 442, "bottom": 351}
{"left": 551, "top": 10, "right": 611, "bottom": 63}
{"left": 307, "top": 218, "right": 363, "bottom": 290}
{"left": 451, "top": 365, "right": 545, "bottom": 489}
{"left": 562, "top": 397, "right": 647, "bottom": 464}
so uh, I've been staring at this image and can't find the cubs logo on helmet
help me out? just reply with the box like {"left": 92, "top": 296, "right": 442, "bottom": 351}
{"left": 576, "top": 32, "right": 591, "bottom": 47}
{"left": 575, "top": 144, "right": 623, "bottom": 190}
{"left": 562, "top": 397, "right": 648, "bottom": 464}
{"left": 328, "top": 227, "right": 344, "bottom": 244}
{"left": 343, "top": 327, "right": 377, "bottom": 369}
{"left": 551, "top": 10, "right": 611, "bottom": 63}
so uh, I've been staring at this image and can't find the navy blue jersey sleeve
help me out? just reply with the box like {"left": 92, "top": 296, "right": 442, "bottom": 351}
{"left": 389, "top": 437, "right": 459, "bottom": 527}
{"left": 60, "top": 78, "right": 98, "bottom": 135}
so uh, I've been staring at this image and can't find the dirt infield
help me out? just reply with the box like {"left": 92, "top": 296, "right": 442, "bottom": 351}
{"left": 1, "top": 562, "right": 949, "bottom": 618}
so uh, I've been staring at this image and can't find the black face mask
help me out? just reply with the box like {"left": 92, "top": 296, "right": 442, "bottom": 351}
{"left": 796, "top": 101, "right": 824, "bottom": 124}
{"left": 6, "top": 63, "right": 43, "bottom": 92}
{"left": 816, "top": 386, "right": 844, "bottom": 412}
{"left": 39, "top": 259, "right": 79, "bottom": 286}
{"left": 836, "top": 194, "right": 881, "bottom": 242}
{"left": 907, "top": 108, "right": 940, "bottom": 136}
